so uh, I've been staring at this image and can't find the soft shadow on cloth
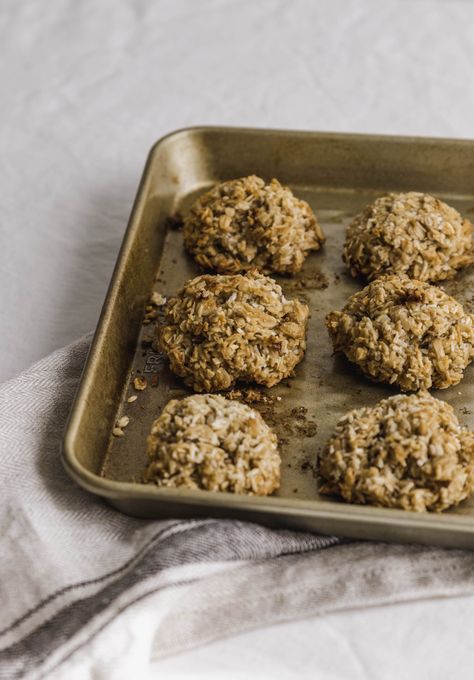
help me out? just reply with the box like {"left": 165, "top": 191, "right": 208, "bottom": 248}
{"left": 0, "top": 336, "right": 337, "bottom": 679}
{"left": 1, "top": 337, "right": 474, "bottom": 679}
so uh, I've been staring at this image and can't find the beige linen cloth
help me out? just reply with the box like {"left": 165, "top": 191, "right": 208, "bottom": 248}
{"left": 2, "top": 336, "right": 474, "bottom": 679}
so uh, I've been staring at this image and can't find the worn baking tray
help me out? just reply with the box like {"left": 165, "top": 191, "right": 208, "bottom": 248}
{"left": 62, "top": 127, "right": 474, "bottom": 549}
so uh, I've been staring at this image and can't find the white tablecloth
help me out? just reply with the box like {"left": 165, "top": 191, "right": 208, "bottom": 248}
{"left": 3, "top": 0, "right": 474, "bottom": 677}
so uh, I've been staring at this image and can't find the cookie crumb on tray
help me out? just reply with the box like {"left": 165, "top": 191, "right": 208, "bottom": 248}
{"left": 133, "top": 376, "right": 148, "bottom": 391}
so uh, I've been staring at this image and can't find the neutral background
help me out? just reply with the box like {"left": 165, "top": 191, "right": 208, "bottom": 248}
{"left": 3, "top": 0, "right": 474, "bottom": 677}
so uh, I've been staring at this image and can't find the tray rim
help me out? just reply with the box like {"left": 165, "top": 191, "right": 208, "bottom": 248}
{"left": 62, "top": 125, "right": 474, "bottom": 537}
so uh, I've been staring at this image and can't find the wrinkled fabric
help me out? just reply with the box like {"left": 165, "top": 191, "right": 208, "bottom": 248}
{"left": 1, "top": 337, "right": 474, "bottom": 678}
{"left": 3, "top": 0, "right": 474, "bottom": 678}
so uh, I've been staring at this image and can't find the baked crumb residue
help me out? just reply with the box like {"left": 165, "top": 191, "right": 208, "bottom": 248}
{"left": 166, "top": 213, "right": 184, "bottom": 231}
{"left": 226, "top": 387, "right": 280, "bottom": 404}
{"left": 283, "top": 271, "right": 329, "bottom": 291}
{"left": 133, "top": 376, "right": 148, "bottom": 391}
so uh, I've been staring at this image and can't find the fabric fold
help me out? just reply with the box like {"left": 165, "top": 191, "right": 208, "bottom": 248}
{"left": 0, "top": 337, "right": 473, "bottom": 679}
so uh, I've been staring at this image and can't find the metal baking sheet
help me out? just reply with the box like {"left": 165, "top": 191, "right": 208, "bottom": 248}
{"left": 62, "top": 127, "right": 474, "bottom": 549}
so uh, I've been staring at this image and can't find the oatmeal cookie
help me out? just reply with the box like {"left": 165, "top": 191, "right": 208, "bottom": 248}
{"left": 326, "top": 275, "right": 474, "bottom": 391}
{"left": 144, "top": 394, "right": 280, "bottom": 495}
{"left": 157, "top": 270, "right": 309, "bottom": 392}
{"left": 343, "top": 192, "right": 474, "bottom": 282}
{"left": 318, "top": 392, "right": 474, "bottom": 512}
{"left": 183, "top": 175, "right": 325, "bottom": 274}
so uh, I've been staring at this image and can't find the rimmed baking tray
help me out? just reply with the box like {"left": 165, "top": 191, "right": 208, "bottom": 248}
{"left": 62, "top": 127, "right": 474, "bottom": 549}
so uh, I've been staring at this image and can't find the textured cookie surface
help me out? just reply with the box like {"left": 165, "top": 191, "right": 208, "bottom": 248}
{"left": 184, "top": 175, "right": 325, "bottom": 274}
{"left": 326, "top": 274, "right": 474, "bottom": 391}
{"left": 157, "top": 270, "right": 309, "bottom": 392}
{"left": 144, "top": 394, "right": 280, "bottom": 495}
{"left": 318, "top": 392, "right": 474, "bottom": 512}
{"left": 343, "top": 192, "right": 474, "bottom": 282}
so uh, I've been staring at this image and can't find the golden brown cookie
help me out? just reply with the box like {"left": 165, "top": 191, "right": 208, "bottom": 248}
{"left": 318, "top": 392, "right": 474, "bottom": 512}
{"left": 157, "top": 270, "right": 309, "bottom": 392}
{"left": 326, "top": 274, "right": 474, "bottom": 391}
{"left": 343, "top": 192, "right": 474, "bottom": 282}
{"left": 144, "top": 394, "right": 280, "bottom": 495}
{"left": 184, "top": 175, "right": 324, "bottom": 274}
